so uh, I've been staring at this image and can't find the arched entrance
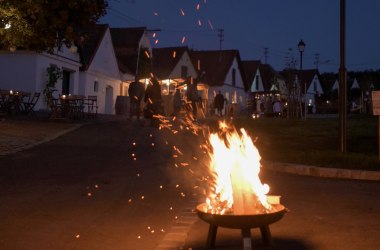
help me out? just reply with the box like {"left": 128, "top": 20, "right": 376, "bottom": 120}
{"left": 105, "top": 86, "right": 114, "bottom": 114}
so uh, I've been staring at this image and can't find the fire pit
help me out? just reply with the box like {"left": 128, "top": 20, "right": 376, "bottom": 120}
{"left": 197, "top": 122, "right": 287, "bottom": 249}
{"left": 196, "top": 203, "right": 286, "bottom": 248}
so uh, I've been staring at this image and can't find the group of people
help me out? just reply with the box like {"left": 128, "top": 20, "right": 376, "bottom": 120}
{"left": 128, "top": 77, "right": 162, "bottom": 125}
{"left": 128, "top": 76, "right": 201, "bottom": 124}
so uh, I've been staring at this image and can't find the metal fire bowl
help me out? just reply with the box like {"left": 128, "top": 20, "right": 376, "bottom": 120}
{"left": 196, "top": 203, "right": 286, "bottom": 229}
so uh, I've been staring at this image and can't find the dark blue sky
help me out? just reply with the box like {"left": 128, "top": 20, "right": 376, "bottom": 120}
{"left": 100, "top": 0, "right": 380, "bottom": 73}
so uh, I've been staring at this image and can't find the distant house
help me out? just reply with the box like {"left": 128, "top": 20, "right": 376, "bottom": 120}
{"left": 242, "top": 60, "right": 286, "bottom": 115}
{"left": 189, "top": 50, "right": 247, "bottom": 116}
{"left": 152, "top": 46, "right": 197, "bottom": 115}
{"left": 280, "top": 69, "right": 324, "bottom": 114}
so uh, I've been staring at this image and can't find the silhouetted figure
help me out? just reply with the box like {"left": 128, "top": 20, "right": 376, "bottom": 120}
{"left": 186, "top": 77, "right": 199, "bottom": 121}
{"left": 144, "top": 77, "right": 162, "bottom": 126}
{"left": 173, "top": 88, "right": 182, "bottom": 117}
{"left": 128, "top": 77, "right": 145, "bottom": 120}
{"left": 214, "top": 90, "right": 225, "bottom": 117}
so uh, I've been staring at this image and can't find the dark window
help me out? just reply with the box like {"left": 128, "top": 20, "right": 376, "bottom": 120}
{"left": 181, "top": 66, "right": 188, "bottom": 79}
{"left": 62, "top": 70, "right": 70, "bottom": 95}
{"left": 232, "top": 69, "right": 236, "bottom": 87}
{"left": 94, "top": 80, "right": 99, "bottom": 92}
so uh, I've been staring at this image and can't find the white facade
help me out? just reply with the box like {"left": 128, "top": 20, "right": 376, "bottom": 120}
{"left": 79, "top": 28, "right": 121, "bottom": 114}
{"left": 306, "top": 74, "right": 324, "bottom": 113}
{"left": 250, "top": 68, "right": 264, "bottom": 92}
{"left": 208, "top": 57, "right": 246, "bottom": 113}
{"left": 0, "top": 48, "right": 81, "bottom": 111}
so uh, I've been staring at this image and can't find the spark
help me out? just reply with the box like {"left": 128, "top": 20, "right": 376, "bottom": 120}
{"left": 75, "top": 234, "right": 80, "bottom": 239}
{"left": 175, "top": 215, "right": 178, "bottom": 219}
{"left": 141, "top": 196, "right": 145, "bottom": 200}
{"left": 159, "top": 185, "right": 163, "bottom": 189}
{"left": 128, "top": 198, "right": 132, "bottom": 203}
{"left": 181, "top": 36, "right": 186, "bottom": 44}
{"left": 169, "top": 206, "right": 173, "bottom": 210}
{"left": 151, "top": 143, "right": 155, "bottom": 146}
{"left": 196, "top": 3, "right": 200, "bottom": 11}
{"left": 180, "top": 162, "right": 189, "bottom": 167}
{"left": 173, "top": 155, "right": 178, "bottom": 158}
{"left": 180, "top": 192, "right": 186, "bottom": 197}
{"left": 144, "top": 51, "right": 150, "bottom": 58}
{"left": 155, "top": 39, "right": 159, "bottom": 44}
{"left": 193, "top": 156, "right": 198, "bottom": 160}
{"left": 132, "top": 142, "right": 136, "bottom": 146}
{"left": 161, "top": 229, "right": 165, "bottom": 233}
{"left": 87, "top": 192, "right": 92, "bottom": 197}
{"left": 149, "top": 134, "right": 153, "bottom": 138}
{"left": 208, "top": 19, "right": 214, "bottom": 30}
{"left": 153, "top": 12, "right": 158, "bottom": 16}
{"left": 152, "top": 32, "right": 156, "bottom": 38}
{"left": 137, "top": 173, "right": 140, "bottom": 177}
{"left": 176, "top": 184, "right": 180, "bottom": 188}
{"left": 180, "top": 8, "right": 185, "bottom": 16}
{"left": 94, "top": 184, "right": 99, "bottom": 188}
{"left": 133, "top": 158, "right": 137, "bottom": 161}
{"left": 132, "top": 153, "right": 135, "bottom": 157}
{"left": 137, "top": 235, "right": 141, "bottom": 239}
{"left": 172, "top": 51, "right": 176, "bottom": 58}
{"left": 198, "top": 19, "right": 202, "bottom": 26}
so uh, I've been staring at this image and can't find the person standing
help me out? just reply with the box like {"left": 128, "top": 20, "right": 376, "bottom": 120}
{"left": 128, "top": 77, "right": 145, "bottom": 121}
{"left": 144, "top": 77, "right": 162, "bottom": 126}
{"left": 214, "top": 90, "right": 225, "bottom": 117}
{"left": 186, "top": 77, "right": 199, "bottom": 121}
{"left": 173, "top": 87, "right": 182, "bottom": 117}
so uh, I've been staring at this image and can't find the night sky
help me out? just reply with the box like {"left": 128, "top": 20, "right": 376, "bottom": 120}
{"left": 100, "top": 0, "right": 380, "bottom": 73}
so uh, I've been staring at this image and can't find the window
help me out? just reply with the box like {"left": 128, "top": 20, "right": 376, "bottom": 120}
{"left": 181, "top": 66, "right": 188, "bottom": 79}
{"left": 94, "top": 80, "right": 99, "bottom": 92}
{"left": 232, "top": 69, "right": 236, "bottom": 87}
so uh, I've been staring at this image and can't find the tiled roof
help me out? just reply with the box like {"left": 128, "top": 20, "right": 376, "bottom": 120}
{"left": 259, "top": 63, "right": 283, "bottom": 92}
{"left": 77, "top": 24, "right": 108, "bottom": 71}
{"left": 152, "top": 46, "right": 189, "bottom": 79}
{"left": 110, "top": 27, "right": 146, "bottom": 74}
{"left": 241, "top": 60, "right": 261, "bottom": 87}
{"left": 189, "top": 50, "right": 243, "bottom": 88}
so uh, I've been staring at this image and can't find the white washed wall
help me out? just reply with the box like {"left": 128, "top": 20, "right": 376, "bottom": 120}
{"left": 169, "top": 51, "right": 197, "bottom": 79}
{"left": 81, "top": 29, "right": 121, "bottom": 114}
{"left": 0, "top": 50, "right": 81, "bottom": 111}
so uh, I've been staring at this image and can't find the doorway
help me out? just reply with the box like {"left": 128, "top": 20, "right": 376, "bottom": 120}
{"left": 105, "top": 86, "right": 114, "bottom": 114}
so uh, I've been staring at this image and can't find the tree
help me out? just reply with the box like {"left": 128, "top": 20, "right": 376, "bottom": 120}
{"left": 0, "top": 0, "right": 108, "bottom": 53}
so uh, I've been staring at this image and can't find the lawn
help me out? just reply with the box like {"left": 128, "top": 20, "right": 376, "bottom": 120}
{"left": 208, "top": 114, "right": 380, "bottom": 171}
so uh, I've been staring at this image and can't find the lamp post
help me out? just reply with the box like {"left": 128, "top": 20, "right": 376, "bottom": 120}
{"left": 298, "top": 39, "right": 306, "bottom": 119}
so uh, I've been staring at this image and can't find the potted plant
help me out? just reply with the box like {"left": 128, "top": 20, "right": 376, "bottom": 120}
{"left": 43, "top": 65, "right": 62, "bottom": 99}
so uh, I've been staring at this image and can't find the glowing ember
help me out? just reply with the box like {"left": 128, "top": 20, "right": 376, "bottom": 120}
{"left": 205, "top": 122, "right": 272, "bottom": 215}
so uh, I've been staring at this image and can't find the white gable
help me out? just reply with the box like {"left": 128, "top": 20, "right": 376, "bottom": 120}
{"left": 87, "top": 28, "right": 120, "bottom": 79}
{"left": 351, "top": 78, "right": 360, "bottom": 89}
{"left": 307, "top": 74, "right": 324, "bottom": 94}
{"left": 332, "top": 79, "right": 339, "bottom": 90}
{"left": 169, "top": 50, "right": 197, "bottom": 79}
{"left": 224, "top": 57, "right": 244, "bottom": 90}
{"left": 250, "top": 68, "right": 265, "bottom": 92}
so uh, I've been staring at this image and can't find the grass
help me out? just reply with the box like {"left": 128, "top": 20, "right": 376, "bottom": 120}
{"left": 207, "top": 114, "right": 380, "bottom": 171}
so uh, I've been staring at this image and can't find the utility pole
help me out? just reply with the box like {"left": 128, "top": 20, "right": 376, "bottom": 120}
{"left": 217, "top": 28, "right": 224, "bottom": 50}
{"left": 339, "top": 0, "right": 347, "bottom": 154}
{"left": 314, "top": 53, "right": 320, "bottom": 69}
{"left": 264, "top": 48, "right": 269, "bottom": 64}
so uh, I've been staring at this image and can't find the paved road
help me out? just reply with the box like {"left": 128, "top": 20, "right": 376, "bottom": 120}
{"left": 0, "top": 119, "right": 379, "bottom": 250}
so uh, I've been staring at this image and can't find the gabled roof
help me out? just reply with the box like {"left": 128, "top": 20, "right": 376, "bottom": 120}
{"left": 189, "top": 50, "right": 244, "bottom": 88}
{"left": 110, "top": 27, "right": 146, "bottom": 74}
{"left": 152, "top": 46, "right": 190, "bottom": 79}
{"left": 280, "top": 68, "right": 320, "bottom": 92}
{"left": 241, "top": 60, "right": 261, "bottom": 87}
{"left": 259, "top": 63, "right": 284, "bottom": 92}
{"left": 77, "top": 24, "right": 109, "bottom": 71}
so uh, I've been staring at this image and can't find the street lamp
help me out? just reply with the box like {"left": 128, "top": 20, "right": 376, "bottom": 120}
{"left": 297, "top": 39, "right": 305, "bottom": 70}
{"left": 298, "top": 39, "right": 306, "bottom": 119}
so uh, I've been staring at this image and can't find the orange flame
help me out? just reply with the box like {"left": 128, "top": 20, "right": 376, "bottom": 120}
{"left": 205, "top": 122, "right": 271, "bottom": 215}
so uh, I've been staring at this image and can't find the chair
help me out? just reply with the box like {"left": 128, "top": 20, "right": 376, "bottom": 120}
{"left": 22, "top": 92, "right": 40, "bottom": 115}
{"left": 85, "top": 95, "right": 98, "bottom": 118}
{"left": 46, "top": 90, "right": 62, "bottom": 119}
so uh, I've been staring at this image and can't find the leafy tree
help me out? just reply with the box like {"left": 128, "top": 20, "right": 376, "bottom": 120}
{"left": 0, "top": 0, "right": 108, "bottom": 53}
